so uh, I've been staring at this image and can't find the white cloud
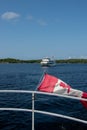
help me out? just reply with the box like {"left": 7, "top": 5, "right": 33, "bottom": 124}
{"left": 1, "top": 12, "right": 20, "bottom": 20}
{"left": 26, "top": 15, "right": 48, "bottom": 26}
{"left": 55, "top": 18, "right": 62, "bottom": 23}
{"left": 37, "top": 19, "right": 48, "bottom": 26}
{"left": 27, "top": 15, "right": 33, "bottom": 20}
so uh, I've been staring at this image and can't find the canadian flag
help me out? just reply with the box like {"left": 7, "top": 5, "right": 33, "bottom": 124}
{"left": 37, "top": 73, "right": 87, "bottom": 109}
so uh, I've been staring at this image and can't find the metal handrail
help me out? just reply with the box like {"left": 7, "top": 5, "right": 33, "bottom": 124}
{"left": 0, "top": 90, "right": 87, "bottom": 130}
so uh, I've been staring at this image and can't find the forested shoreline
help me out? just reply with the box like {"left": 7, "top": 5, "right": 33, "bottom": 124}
{"left": 0, "top": 58, "right": 87, "bottom": 64}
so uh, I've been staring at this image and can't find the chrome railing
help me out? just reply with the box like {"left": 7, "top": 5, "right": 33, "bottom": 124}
{"left": 0, "top": 90, "right": 87, "bottom": 130}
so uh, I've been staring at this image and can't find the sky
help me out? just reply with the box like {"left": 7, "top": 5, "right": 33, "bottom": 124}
{"left": 0, "top": 0, "right": 87, "bottom": 60}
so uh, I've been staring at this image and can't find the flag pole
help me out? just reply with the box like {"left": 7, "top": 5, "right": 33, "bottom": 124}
{"left": 35, "top": 69, "right": 46, "bottom": 91}
{"left": 32, "top": 92, "right": 35, "bottom": 130}
{"left": 31, "top": 69, "right": 47, "bottom": 130}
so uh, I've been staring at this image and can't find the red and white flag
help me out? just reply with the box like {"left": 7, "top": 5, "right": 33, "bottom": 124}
{"left": 37, "top": 73, "right": 87, "bottom": 109}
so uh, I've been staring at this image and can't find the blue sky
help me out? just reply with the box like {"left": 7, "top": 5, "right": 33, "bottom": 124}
{"left": 0, "top": 0, "right": 87, "bottom": 60}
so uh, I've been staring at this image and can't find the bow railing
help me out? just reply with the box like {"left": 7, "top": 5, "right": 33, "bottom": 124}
{"left": 0, "top": 90, "right": 87, "bottom": 130}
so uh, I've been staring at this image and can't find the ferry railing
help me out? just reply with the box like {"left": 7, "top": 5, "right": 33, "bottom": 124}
{"left": 0, "top": 90, "right": 87, "bottom": 130}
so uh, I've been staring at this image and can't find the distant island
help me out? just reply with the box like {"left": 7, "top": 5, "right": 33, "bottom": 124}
{"left": 0, "top": 58, "right": 87, "bottom": 64}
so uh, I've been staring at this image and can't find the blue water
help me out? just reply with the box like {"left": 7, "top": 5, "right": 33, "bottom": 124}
{"left": 0, "top": 63, "right": 87, "bottom": 130}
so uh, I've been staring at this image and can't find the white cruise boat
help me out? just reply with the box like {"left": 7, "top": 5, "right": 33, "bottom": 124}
{"left": 40, "top": 57, "right": 56, "bottom": 67}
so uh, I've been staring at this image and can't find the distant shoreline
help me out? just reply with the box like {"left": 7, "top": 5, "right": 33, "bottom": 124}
{"left": 0, "top": 58, "right": 87, "bottom": 64}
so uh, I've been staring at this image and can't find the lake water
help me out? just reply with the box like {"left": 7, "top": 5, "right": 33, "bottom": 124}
{"left": 0, "top": 63, "right": 87, "bottom": 130}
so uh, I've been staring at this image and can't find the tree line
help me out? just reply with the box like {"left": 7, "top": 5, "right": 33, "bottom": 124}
{"left": 0, "top": 58, "right": 40, "bottom": 63}
{"left": 0, "top": 58, "right": 87, "bottom": 63}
